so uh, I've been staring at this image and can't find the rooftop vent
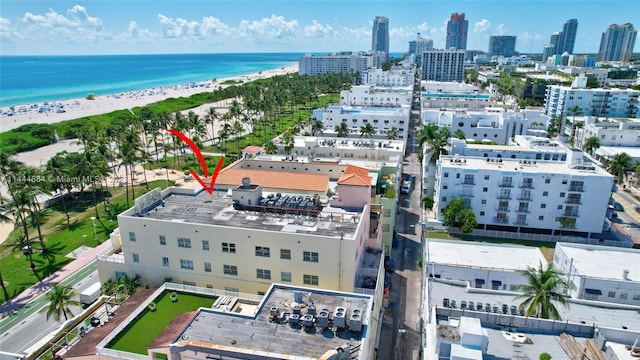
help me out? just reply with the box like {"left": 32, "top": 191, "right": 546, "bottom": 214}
{"left": 334, "top": 307, "right": 347, "bottom": 328}
{"left": 349, "top": 309, "right": 363, "bottom": 332}
{"left": 241, "top": 177, "right": 251, "bottom": 189}
{"left": 302, "top": 314, "right": 314, "bottom": 327}
{"left": 289, "top": 313, "right": 300, "bottom": 325}
{"left": 317, "top": 309, "right": 330, "bottom": 328}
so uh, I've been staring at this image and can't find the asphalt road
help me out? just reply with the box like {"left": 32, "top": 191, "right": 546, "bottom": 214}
{"left": 0, "top": 264, "right": 99, "bottom": 355}
{"left": 611, "top": 190, "right": 640, "bottom": 246}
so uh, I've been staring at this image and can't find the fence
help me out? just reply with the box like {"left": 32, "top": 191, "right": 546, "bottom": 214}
{"left": 454, "top": 228, "right": 630, "bottom": 248}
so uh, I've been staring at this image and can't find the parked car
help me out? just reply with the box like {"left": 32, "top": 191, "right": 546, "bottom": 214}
{"left": 614, "top": 202, "right": 624, "bottom": 211}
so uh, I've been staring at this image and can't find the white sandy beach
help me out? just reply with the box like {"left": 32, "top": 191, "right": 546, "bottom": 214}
{"left": 0, "top": 64, "right": 298, "bottom": 244}
{"left": 0, "top": 64, "right": 298, "bottom": 133}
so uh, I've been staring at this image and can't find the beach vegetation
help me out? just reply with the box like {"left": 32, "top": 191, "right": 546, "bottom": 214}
{"left": 86, "top": 93, "right": 95, "bottom": 100}
{"left": 0, "top": 123, "right": 56, "bottom": 153}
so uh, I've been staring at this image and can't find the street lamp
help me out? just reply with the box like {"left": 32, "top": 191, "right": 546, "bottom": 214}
{"left": 90, "top": 216, "right": 97, "bottom": 242}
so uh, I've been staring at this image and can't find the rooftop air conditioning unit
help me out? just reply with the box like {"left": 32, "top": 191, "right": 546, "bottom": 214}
{"left": 292, "top": 305, "right": 301, "bottom": 315}
{"left": 317, "top": 309, "right": 330, "bottom": 328}
{"left": 289, "top": 313, "right": 300, "bottom": 325}
{"left": 270, "top": 306, "right": 279, "bottom": 317}
{"left": 302, "top": 314, "right": 314, "bottom": 327}
{"left": 333, "top": 307, "right": 347, "bottom": 328}
{"left": 349, "top": 309, "right": 363, "bottom": 332}
{"left": 307, "top": 303, "right": 317, "bottom": 316}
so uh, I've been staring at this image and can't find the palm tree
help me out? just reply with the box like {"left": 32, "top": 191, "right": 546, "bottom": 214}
{"left": 335, "top": 122, "right": 350, "bottom": 138}
{"left": 427, "top": 127, "right": 450, "bottom": 163}
{"left": 514, "top": 263, "right": 573, "bottom": 320}
{"left": 453, "top": 129, "right": 466, "bottom": 140}
{"left": 583, "top": 136, "right": 600, "bottom": 155}
{"left": 607, "top": 152, "right": 633, "bottom": 184}
{"left": 281, "top": 132, "right": 295, "bottom": 155}
{"left": 205, "top": 106, "right": 219, "bottom": 145}
{"left": 41, "top": 284, "right": 81, "bottom": 322}
{"left": 567, "top": 105, "right": 582, "bottom": 142}
{"left": 311, "top": 120, "right": 324, "bottom": 136}
{"left": 263, "top": 141, "right": 278, "bottom": 155}
{"left": 0, "top": 198, "right": 12, "bottom": 300}
{"left": 386, "top": 127, "right": 400, "bottom": 140}
{"left": 416, "top": 124, "right": 439, "bottom": 147}
{"left": 359, "top": 123, "right": 376, "bottom": 138}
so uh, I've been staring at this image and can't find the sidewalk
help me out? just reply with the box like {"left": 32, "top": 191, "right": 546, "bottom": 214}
{"left": 0, "top": 241, "right": 112, "bottom": 318}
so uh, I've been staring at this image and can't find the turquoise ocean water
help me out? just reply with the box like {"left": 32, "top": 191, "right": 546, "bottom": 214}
{"left": 0, "top": 53, "right": 302, "bottom": 108}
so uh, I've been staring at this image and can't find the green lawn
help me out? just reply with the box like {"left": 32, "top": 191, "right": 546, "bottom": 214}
{"left": 107, "top": 292, "right": 217, "bottom": 354}
{"left": 0, "top": 180, "right": 173, "bottom": 303}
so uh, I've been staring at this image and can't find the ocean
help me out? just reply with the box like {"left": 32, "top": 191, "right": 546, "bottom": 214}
{"left": 0, "top": 53, "right": 302, "bottom": 108}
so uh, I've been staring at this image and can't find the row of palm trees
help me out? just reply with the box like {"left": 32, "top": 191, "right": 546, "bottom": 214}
{"left": 333, "top": 122, "right": 401, "bottom": 140}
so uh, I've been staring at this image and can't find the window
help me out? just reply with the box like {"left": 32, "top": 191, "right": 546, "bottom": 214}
{"left": 202, "top": 240, "right": 210, "bottom": 251}
{"left": 225, "top": 287, "right": 239, "bottom": 294}
{"left": 481, "top": 199, "right": 486, "bottom": 204}
{"left": 543, "top": 191, "right": 548, "bottom": 196}
{"left": 539, "top": 216, "right": 544, "bottom": 220}
{"left": 620, "top": 292, "right": 628, "bottom": 300}
{"left": 183, "top": 281, "right": 196, "bottom": 286}
{"left": 281, "top": 272, "right": 292, "bottom": 282}
{"left": 608, "top": 291, "right": 616, "bottom": 298}
{"left": 303, "top": 274, "right": 319, "bottom": 286}
{"left": 484, "top": 175, "right": 490, "bottom": 180}
{"left": 456, "top": 173, "right": 460, "bottom": 179}
{"left": 441, "top": 197, "right": 447, "bottom": 202}
{"left": 443, "top": 172, "right": 449, "bottom": 178}
{"left": 178, "top": 238, "right": 191, "bottom": 248}
{"left": 479, "top": 211, "right": 485, "bottom": 216}
{"left": 222, "top": 242, "right": 236, "bottom": 253}
{"left": 443, "top": 185, "right": 448, "bottom": 190}
{"left": 559, "top": 192, "right": 565, "bottom": 198}
{"left": 223, "top": 265, "right": 238, "bottom": 276}
{"left": 482, "top": 187, "right": 488, "bottom": 192}
{"left": 129, "top": 232, "right": 136, "bottom": 242}
{"left": 557, "top": 205, "right": 563, "bottom": 210}
{"left": 162, "top": 257, "right": 169, "bottom": 267}
{"left": 280, "top": 249, "right": 291, "bottom": 260}
{"left": 257, "top": 269, "right": 271, "bottom": 280}
{"left": 633, "top": 294, "right": 640, "bottom": 301}
{"left": 562, "top": 180, "right": 568, "bottom": 185}
{"left": 255, "top": 246, "right": 270, "bottom": 257}
{"left": 303, "top": 251, "right": 319, "bottom": 263}
{"left": 180, "top": 259, "right": 194, "bottom": 270}
{"left": 204, "top": 262, "right": 211, "bottom": 272}
{"left": 541, "top": 204, "right": 546, "bottom": 209}
{"left": 132, "top": 253, "right": 139, "bottom": 263}
{"left": 159, "top": 235, "right": 166, "bottom": 245}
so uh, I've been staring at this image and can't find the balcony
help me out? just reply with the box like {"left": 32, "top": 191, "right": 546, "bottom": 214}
{"left": 460, "top": 193, "right": 474, "bottom": 198}
{"left": 493, "top": 217, "right": 509, "bottom": 224}
{"left": 498, "top": 181, "right": 513, "bottom": 188}
{"left": 461, "top": 180, "right": 475, "bottom": 186}
{"left": 496, "top": 194, "right": 512, "bottom": 200}
{"left": 519, "top": 182, "right": 534, "bottom": 189}
{"left": 513, "top": 220, "right": 528, "bottom": 226}
{"left": 517, "top": 195, "right": 533, "bottom": 201}
{"left": 563, "top": 210, "right": 579, "bottom": 217}
{"left": 568, "top": 186, "right": 584, "bottom": 192}
{"left": 515, "top": 208, "right": 530, "bottom": 214}
{"left": 496, "top": 206, "right": 509, "bottom": 212}
{"left": 565, "top": 199, "right": 582, "bottom": 205}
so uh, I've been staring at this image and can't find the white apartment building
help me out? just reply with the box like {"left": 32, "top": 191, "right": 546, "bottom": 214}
{"left": 554, "top": 243, "right": 640, "bottom": 306}
{"left": 574, "top": 116, "right": 640, "bottom": 149}
{"left": 422, "top": 108, "right": 547, "bottom": 145}
{"left": 421, "top": 81, "right": 477, "bottom": 94}
{"left": 362, "top": 68, "right": 415, "bottom": 87}
{"left": 555, "top": 67, "right": 609, "bottom": 87}
{"left": 339, "top": 85, "right": 412, "bottom": 107}
{"left": 434, "top": 138, "right": 614, "bottom": 238}
{"left": 298, "top": 52, "right": 375, "bottom": 79}
{"left": 313, "top": 103, "right": 410, "bottom": 139}
{"left": 545, "top": 82, "right": 640, "bottom": 118}
{"left": 421, "top": 49, "right": 466, "bottom": 82}
{"left": 97, "top": 176, "right": 385, "bottom": 296}
{"left": 420, "top": 81, "right": 496, "bottom": 111}
{"left": 427, "top": 239, "right": 547, "bottom": 291}
{"left": 477, "top": 70, "right": 501, "bottom": 82}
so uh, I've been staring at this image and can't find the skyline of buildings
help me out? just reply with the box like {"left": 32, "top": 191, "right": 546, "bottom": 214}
{"left": 598, "top": 23, "right": 638, "bottom": 62}
{"left": 542, "top": 19, "right": 579, "bottom": 59}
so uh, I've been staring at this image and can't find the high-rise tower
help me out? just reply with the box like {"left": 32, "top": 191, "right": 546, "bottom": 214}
{"left": 598, "top": 23, "right": 637, "bottom": 62}
{"left": 542, "top": 19, "right": 578, "bottom": 57}
{"left": 445, "top": 13, "right": 468, "bottom": 50}
{"left": 372, "top": 16, "right": 390, "bottom": 54}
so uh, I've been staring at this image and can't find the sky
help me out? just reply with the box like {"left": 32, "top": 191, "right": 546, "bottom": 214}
{"left": 0, "top": 0, "right": 638, "bottom": 56}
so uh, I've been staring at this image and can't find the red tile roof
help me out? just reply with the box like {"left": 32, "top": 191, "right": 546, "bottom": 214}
{"left": 216, "top": 168, "right": 329, "bottom": 192}
{"left": 242, "top": 146, "right": 263, "bottom": 153}
{"left": 337, "top": 165, "right": 372, "bottom": 187}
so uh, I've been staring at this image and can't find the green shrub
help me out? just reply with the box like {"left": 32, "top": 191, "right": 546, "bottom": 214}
{"left": 540, "top": 353, "right": 551, "bottom": 360}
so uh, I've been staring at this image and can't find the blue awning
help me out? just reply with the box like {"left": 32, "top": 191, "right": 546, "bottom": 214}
{"left": 492, "top": 280, "right": 502, "bottom": 286}
{"left": 475, "top": 279, "right": 485, "bottom": 284}
{"left": 585, "top": 288, "right": 602, "bottom": 295}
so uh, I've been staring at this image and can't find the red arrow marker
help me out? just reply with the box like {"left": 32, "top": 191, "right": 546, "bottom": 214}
{"left": 167, "top": 129, "right": 224, "bottom": 194}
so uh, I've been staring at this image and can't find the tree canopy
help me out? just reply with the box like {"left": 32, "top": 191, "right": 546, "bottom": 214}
{"left": 443, "top": 197, "right": 477, "bottom": 233}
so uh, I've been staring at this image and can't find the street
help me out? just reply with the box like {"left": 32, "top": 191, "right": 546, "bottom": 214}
{"left": 0, "top": 264, "right": 99, "bottom": 355}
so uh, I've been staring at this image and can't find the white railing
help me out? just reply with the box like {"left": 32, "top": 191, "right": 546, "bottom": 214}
{"left": 96, "top": 254, "right": 125, "bottom": 264}
{"left": 164, "top": 283, "right": 263, "bottom": 302}
{"left": 98, "top": 348, "right": 148, "bottom": 360}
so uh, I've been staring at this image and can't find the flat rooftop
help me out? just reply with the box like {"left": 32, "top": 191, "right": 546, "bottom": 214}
{"left": 175, "top": 285, "right": 372, "bottom": 358}
{"left": 430, "top": 280, "right": 640, "bottom": 332}
{"left": 440, "top": 155, "right": 612, "bottom": 177}
{"left": 557, "top": 243, "right": 640, "bottom": 282}
{"left": 422, "top": 93, "right": 492, "bottom": 99}
{"left": 123, "top": 189, "right": 361, "bottom": 239}
{"left": 427, "top": 240, "right": 547, "bottom": 271}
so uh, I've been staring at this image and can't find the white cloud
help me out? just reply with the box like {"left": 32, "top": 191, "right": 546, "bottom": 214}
{"left": 303, "top": 20, "right": 337, "bottom": 38}
{"left": 0, "top": 17, "right": 15, "bottom": 40}
{"left": 518, "top": 32, "right": 544, "bottom": 44}
{"left": 495, "top": 24, "right": 507, "bottom": 36}
{"left": 124, "top": 21, "right": 154, "bottom": 39}
{"left": 474, "top": 19, "right": 491, "bottom": 33}
{"left": 15, "top": 5, "right": 108, "bottom": 43}
{"left": 237, "top": 15, "right": 298, "bottom": 40}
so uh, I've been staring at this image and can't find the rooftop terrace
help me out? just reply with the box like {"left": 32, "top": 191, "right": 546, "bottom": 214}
{"left": 122, "top": 188, "right": 362, "bottom": 239}
{"left": 174, "top": 285, "right": 373, "bottom": 359}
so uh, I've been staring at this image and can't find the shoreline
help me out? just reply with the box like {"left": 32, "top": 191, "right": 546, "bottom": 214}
{"left": 0, "top": 64, "right": 298, "bottom": 133}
